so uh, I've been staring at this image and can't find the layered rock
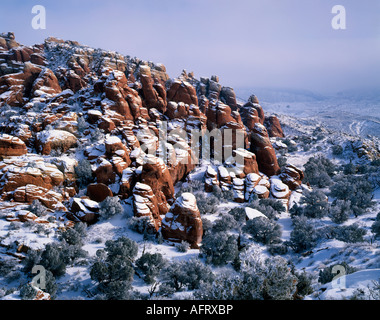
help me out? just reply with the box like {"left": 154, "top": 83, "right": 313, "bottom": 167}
{"left": 161, "top": 193, "right": 203, "bottom": 249}
{"left": 67, "top": 197, "right": 100, "bottom": 223}
{"left": 36, "top": 129, "right": 77, "bottom": 155}
{"left": 132, "top": 182, "right": 161, "bottom": 231}
{"left": 279, "top": 164, "right": 304, "bottom": 190}
{"left": 87, "top": 183, "right": 113, "bottom": 202}
{"left": 0, "top": 134, "right": 27, "bottom": 156}
{"left": 167, "top": 79, "right": 198, "bottom": 106}
{"left": 250, "top": 123, "right": 280, "bottom": 176}
{"left": 140, "top": 154, "right": 175, "bottom": 215}
{"left": 265, "top": 115, "right": 285, "bottom": 138}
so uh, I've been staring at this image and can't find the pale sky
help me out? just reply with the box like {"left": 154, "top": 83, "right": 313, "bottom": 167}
{"left": 1, "top": 0, "right": 379, "bottom": 94}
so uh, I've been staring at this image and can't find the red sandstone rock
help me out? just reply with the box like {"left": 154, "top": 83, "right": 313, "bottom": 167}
{"left": 0, "top": 134, "right": 27, "bottom": 156}
{"left": 161, "top": 193, "right": 203, "bottom": 249}
{"left": 265, "top": 115, "right": 285, "bottom": 138}
{"left": 87, "top": 183, "right": 113, "bottom": 202}
{"left": 250, "top": 123, "right": 280, "bottom": 176}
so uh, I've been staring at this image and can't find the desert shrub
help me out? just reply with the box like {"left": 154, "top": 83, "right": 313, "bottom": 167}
{"left": 59, "top": 222, "right": 87, "bottom": 246}
{"left": 318, "top": 262, "right": 357, "bottom": 284}
{"left": 289, "top": 203, "right": 304, "bottom": 218}
{"left": 243, "top": 217, "right": 282, "bottom": 245}
{"left": 194, "top": 272, "right": 243, "bottom": 300}
{"left": 201, "top": 232, "right": 239, "bottom": 266}
{"left": 195, "top": 193, "right": 220, "bottom": 215}
{"left": 289, "top": 216, "right": 318, "bottom": 253}
{"left": 267, "top": 243, "right": 289, "bottom": 256}
{"left": 300, "top": 189, "right": 329, "bottom": 219}
{"left": 201, "top": 217, "right": 213, "bottom": 235}
{"left": 98, "top": 196, "right": 124, "bottom": 220}
{"left": 77, "top": 116, "right": 89, "bottom": 133}
{"left": 176, "top": 241, "right": 190, "bottom": 253}
{"left": 343, "top": 162, "right": 356, "bottom": 175}
{"left": 328, "top": 200, "right": 352, "bottom": 224}
{"left": 228, "top": 206, "right": 246, "bottom": 223}
{"left": 90, "top": 237, "right": 138, "bottom": 299}
{"left": 332, "top": 145, "right": 343, "bottom": 156}
{"left": 294, "top": 270, "right": 314, "bottom": 298}
{"left": 303, "top": 156, "right": 336, "bottom": 187}
{"left": 27, "top": 200, "right": 47, "bottom": 217}
{"left": 212, "top": 213, "right": 238, "bottom": 232}
{"left": 128, "top": 216, "right": 151, "bottom": 234}
{"left": 240, "top": 251, "right": 298, "bottom": 300}
{"left": 90, "top": 128, "right": 105, "bottom": 142}
{"left": 371, "top": 213, "right": 380, "bottom": 238}
{"left": 159, "top": 258, "right": 214, "bottom": 294}
{"left": 333, "top": 224, "right": 367, "bottom": 243}
{"left": 330, "top": 175, "right": 374, "bottom": 216}
{"left": 74, "top": 159, "right": 93, "bottom": 188}
{"left": 136, "top": 252, "right": 166, "bottom": 284}
{"left": 283, "top": 138, "right": 298, "bottom": 153}
{"left": 19, "top": 283, "right": 37, "bottom": 300}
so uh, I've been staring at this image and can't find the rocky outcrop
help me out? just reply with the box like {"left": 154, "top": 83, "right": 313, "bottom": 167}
{"left": 35, "top": 129, "right": 77, "bottom": 155}
{"left": 279, "top": 164, "right": 304, "bottom": 190}
{"left": 265, "top": 115, "right": 285, "bottom": 138}
{"left": 161, "top": 193, "right": 203, "bottom": 249}
{"left": 132, "top": 182, "right": 161, "bottom": 231}
{"left": 140, "top": 155, "right": 175, "bottom": 215}
{"left": 9, "top": 184, "right": 66, "bottom": 211}
{"left": 167, "top": 79, "right": 198, "bottom": 106}
{"left": 250, "top": 123, "right": 280, "bottom": 176}
{"left": 67, "top": 197, "right": 100, "bottom": 223}
{"left": 0, "top": 134, "right": 27, "bottom": 156}
{"left": 0, "top": 157, "right": 64, "bottom": 193}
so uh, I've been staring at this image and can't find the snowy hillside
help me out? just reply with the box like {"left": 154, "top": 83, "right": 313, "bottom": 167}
{"left": 0, "top": 32, "right": 379, "bottom": 301}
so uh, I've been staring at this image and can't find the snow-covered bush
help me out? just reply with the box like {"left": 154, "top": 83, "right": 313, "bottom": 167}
{"left": 243, "top": 217, "right": 282, "bottom": 245}
{"left": 333, "top": 224, "right": 367, "bottom": 243}
{"left": 19, "top": 283, "right": 37, "bottom": 300}
{"left": 59, "top": 222, "right": 87, "bottom": 246}
{"left": 98, "top": 196, "right": 124, "bottom": 220}
{"left": 136, "top": 252, "right": 166, "bottom": 284}
{"left": 128, "top": 216, "right": 151, "bottom": 234}
{"left": 27, "top": 200, "right": 47, "bottom": 217}
{"left": 304, "top": 156, "right": 336, "bottom": 187}
{"left": 90, "top": 237, "right": 138, "bottom": 299}
{"left": 289, "top": 216, "right": 318, "bottom": 253}
{"left": 200, "top": 232, "right": 239, "bottom": 266}
{"left": 212, "top": 213, "right": 238, "bottom": 232}
{"left": 228, "top": 206, "right": 246, "bottom": 223}
{"left": 195, "top": 192, "right": 220, "bottom": 215}
{"left": 159, "top": 258, "right": 214, "bottom": 294}
{"left": 176, "top": 241, "right": 190, "bottom": 253}
{"left": 328, "top": 200, "right": 352, "bottom": 224}
{"left": 371, "top": 213, "right": 380, "bottom": 238}
{"left": 74, "top": 159, "right": 93, "bottom": 188}
{"left": 330, "top": 175, "right": 374, "bottom": 217}
{"left": 300, "top": 189, "right": 329, "bottom": 219}
{"left": 332, "top": 144, "right": 343, "bottom": 156}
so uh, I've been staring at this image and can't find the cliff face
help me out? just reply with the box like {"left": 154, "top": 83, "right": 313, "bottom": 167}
{"left": 0, "top": 32, "right": 292, "bottom": 245}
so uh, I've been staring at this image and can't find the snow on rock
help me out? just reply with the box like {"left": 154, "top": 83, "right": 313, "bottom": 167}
{"left": 162, "top": 193, "right": 203, "bottom": 249}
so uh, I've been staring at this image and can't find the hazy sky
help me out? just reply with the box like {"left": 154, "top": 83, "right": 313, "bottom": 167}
{"left": 1, "top": 0, "right": 379, "bottom": 94}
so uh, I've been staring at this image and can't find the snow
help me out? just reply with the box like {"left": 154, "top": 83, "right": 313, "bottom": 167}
{"left": 245, "top": 207, "right": 268, "bottom": 220}
{"left": 316, "top": 269, "right": 380, "bottom": 300}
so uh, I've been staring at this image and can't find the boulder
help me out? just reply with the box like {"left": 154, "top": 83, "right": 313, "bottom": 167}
{"left": 161, "top": 193, "right": 203, "bottom": 249}
{"left": 36, "top": 129, "right": 77, "bottom": 155}
{"left": 86, "top": 183, "right": 113, "bottom": 202}
{"left": 0, "top": 134, "right": 27, "bottom": 156}
{"left": 279, "top": 164, "right": 304, "bottom": 190}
